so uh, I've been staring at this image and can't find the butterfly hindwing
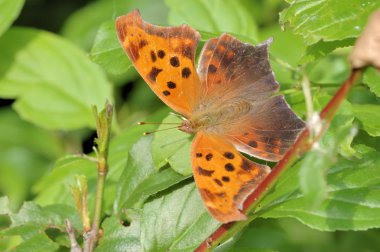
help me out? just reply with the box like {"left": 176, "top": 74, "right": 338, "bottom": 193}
{"left": 191, "top": 132, "right": 271, "bottom": 223}
{"left": 227, "top": 95, "right": 305, "bottom": 161}
{"left": 196, "top": 33, "right": 305, "bottom": 162}
{"left": 116, "top": 10, "right": 201, "bottom": 117}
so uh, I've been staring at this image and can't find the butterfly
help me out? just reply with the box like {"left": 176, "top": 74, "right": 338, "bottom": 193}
{"left": 116, "top": 10, "right": 305, "bottom": 223}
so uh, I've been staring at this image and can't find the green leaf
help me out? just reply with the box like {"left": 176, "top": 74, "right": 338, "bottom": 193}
{"left": 0, "top": 108, "right": 63, "bottom": 159}
{"left": 33, "top": 156, "right": 97, "bottom": 206}
{"left": 299, "top": 110, "right": 356, "bottom": 208}
{"left": 152, "top": 114, "right": 192, "bottom": 175}
{"left": 300, "top": 38, "right": 355, "bottom": 64}
{"left": 221, "top": 218, "right": 380, "bottom": 252}
{"left": 306, "top": 55, "right": 350, "bottom": 84}
{"left": 0, "top": 197, "right": 80, "bottom": 251}
{"left": 33, "top": 155, "right": 118, "bottom": 216}
{"left": 260, "top": 24, "right": 305, "bottom": 68}
{"left": 0, "top": 197, "right": 11, "bottom": 215}
{"left": 353, "top": 104, "right": 380, "bottom": 137}
{"left": 0, "top": 108, "right": 64, "bottom": 210}
{"left": 62, "top": 0, "right": 168, "bottom": 50}
{"left": 166, "top": 0, "right": 259, "bottom": 41}
{"left": 9, "top": 233, "right": 59, "bottom": 252}
{"left": 259, "top": 147, "right": 380, "bottom": 231}
{"left": 90, "top": 20, "right": 138, "bottom": 81}
{"left": 259, "top": 24, "right": 305, "bottom": 85}
{"left": 0, "top": 148, "right": 50, "bottom": 211}
{"left": 298, "top": 150, "right": 330, "bottom": 208}
{"left": 280, "top": 0, "right": 380, "bottom": 45}
{"left": 215, "top": 219, "right": 285, "bottom": 252}
{"left": 108, "top": 107, "right": 169, "bottom": 176}
{"left": 96, "top": 217, "right": 141, "bottom": 252}
{"left": 362, "top": 67, "right": 380, "bottom": 97}
{"left": 114, "top": 135, "right": 186, "bottom": 214}
{"left": 0, "top": 28, "right": 112, "bottom": 130}
{"left": 10, "top": 203, "right": 81, "bottom": 230}
{"left": 0, "top": 0, "right": 24, "bottom": 37}
{"left": 141, "top": 182, "right": 220, "bottom": 252}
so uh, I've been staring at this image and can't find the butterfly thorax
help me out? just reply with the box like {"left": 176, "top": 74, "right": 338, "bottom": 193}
{"left": 179, "top": 99, "right": 252, "bottom": 134}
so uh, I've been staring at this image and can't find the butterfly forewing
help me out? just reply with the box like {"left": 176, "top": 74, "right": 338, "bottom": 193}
{"left": 191, "top": 132, "right": 270, "bottom": 223}
{"left": 116, "top": 10, "right": 201, "bottom": 117}
{"left": 197, "top": 34, "right": 278, "bottom": 101}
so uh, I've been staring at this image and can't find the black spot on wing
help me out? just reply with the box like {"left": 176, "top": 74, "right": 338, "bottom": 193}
{"left": 248, "top": 140, "right": 258, "bottom": 148}
{"left": 214, "top": 179, "right": 223, "bottom": 187}
{"left": 241, "top": 159, "right": 252, "bottom": 171}
{"left": 197, "top": 166, "right": 214, "bottom": 177}
{"left": 170, "top": 56, "right": 180, "bottom": 67}
{"left": 205, "top": 153, "right": 213, "bottom": 161}
{"left": 167, "top": 81, "right": 176, "bottom": 89}
{"left": 148, "top": 67, "right": 163, "bottom": 82}
{"left": 222, "top": 176, "right": 230, "bottom": 182}
{"left": 182, "top": 67, "right": 191, "bottom": 78}
{"left": 138, "top": 39, "right": 148, "bottom": 48}
{"left": 223, "top": 152, "right": 234, "bottom": 159}
{"left": 208, "top": 64, "right": 217, "bottom": 73}
{"left": 157, "top": 50, "right": 165, "bottom": 58}
{"left": 225, "top": 163, "right": 235, "bottom": 172}
{"left": 150, "top": 51, "right": 157, "bottom": 62}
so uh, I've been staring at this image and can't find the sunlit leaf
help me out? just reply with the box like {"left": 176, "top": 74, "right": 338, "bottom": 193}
{"left": 141, "top": 182, "right": 220, "bottom": 252}
{"left": 362, "top": 67, "right": 380, "bottom": 97}
{"left": 151, "top": 114, "right": 192, "bottom": 175}
{"left": 62, "top": 0, "right": 168, "bottom": 50}
{"left": 259, "top": 146, "right": 380, "bottom": 231}
{"left": 90, "top": 20, "right": 138, "bottom": 81}
{"left": 353, "top": 104, "right": 380, "bottom": 137}
{"left": 114, "top": 136, "right": 187, "bottom": 214}
{"left": 0, "top": 28, "right": 112, "bottom": 130}
{"left": 96, "top": 217, "right": 141, "bottom": 252}
{"left": 0, "top": 0, "right": 24, "bottom": 37}
{"left": 166, "top": 0, "right": 258, "bottom": 41}
{"left": 0, "top": 197, "right": 80, "bottom": 251}
{"left": 280, "top": 0, "right": 380, "bottom": 45}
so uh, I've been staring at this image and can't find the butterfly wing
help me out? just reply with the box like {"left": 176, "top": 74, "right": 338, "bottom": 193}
{"left": 227, "top": 95, "right": 305, "bottom": 161}
{"left": 191, "top": 132, "right": 270, "bottom": 223}
{"left": 116, "top": 10, "right": 201, "bottom": 117}
{"left": 196, "top": 34, "right": 305, "bottom": 161}
{"left": 197, "top": 34, "right": 278, "bottom": 100}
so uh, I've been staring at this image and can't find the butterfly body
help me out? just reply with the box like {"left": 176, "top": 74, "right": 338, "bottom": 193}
{"left": 180, "top": 99, "right": 253, "bottom": 134}
{"left": 116, "top": 10, "right": 305, "bottom": 223}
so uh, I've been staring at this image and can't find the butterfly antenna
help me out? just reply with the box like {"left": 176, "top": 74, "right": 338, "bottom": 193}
{"left": 137, "top": 121, "right": 179, "bottom": 125}
{"left": 143, "top": 126, "right": 180, "bottom": 135}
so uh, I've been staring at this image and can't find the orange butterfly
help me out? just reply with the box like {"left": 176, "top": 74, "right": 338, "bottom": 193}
{"left": 116, "top": 10, "right": 305, "bottom": 223}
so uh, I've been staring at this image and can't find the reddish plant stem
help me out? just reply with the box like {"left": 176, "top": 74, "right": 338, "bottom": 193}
{"left": 195, "top": 69, "right": 362, "bottom": 252}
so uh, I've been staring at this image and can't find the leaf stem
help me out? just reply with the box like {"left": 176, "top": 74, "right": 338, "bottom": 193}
{"left": 195, "top": 69, "right": 362, "bottom": 252}
{"left": 83, "top": 102, "right": 113, "bottom": 252}
{"left": 301, "top": 71, "right": 314, "bottom": 122}
{"left": 65, "top": 219, "right": 82, "bottom": 252}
